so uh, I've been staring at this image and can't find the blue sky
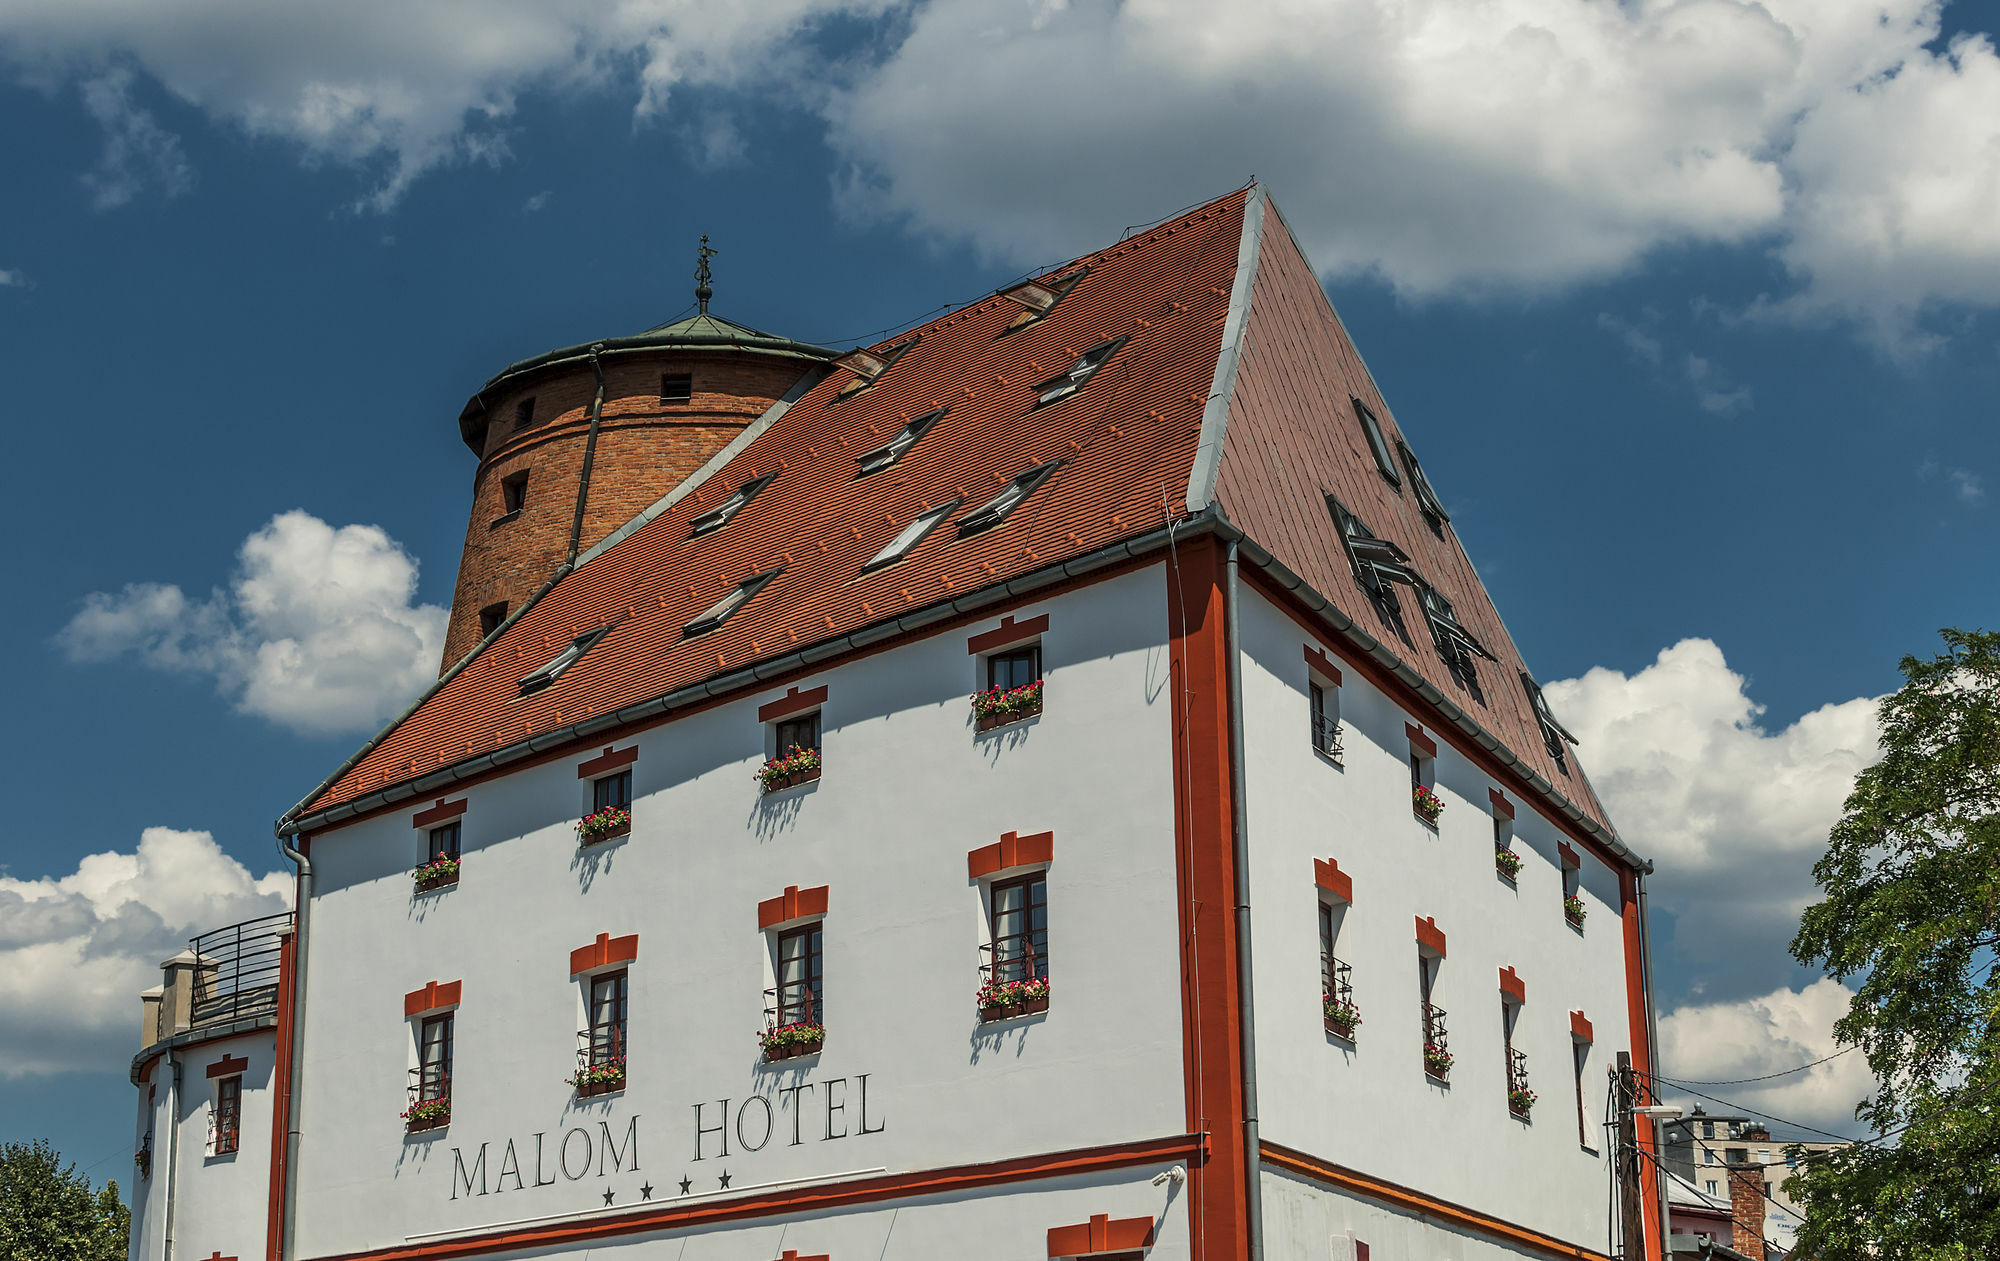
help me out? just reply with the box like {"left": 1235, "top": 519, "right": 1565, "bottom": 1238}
{"left": 4, "top": 0, "right": 1998, "bottom": 1186}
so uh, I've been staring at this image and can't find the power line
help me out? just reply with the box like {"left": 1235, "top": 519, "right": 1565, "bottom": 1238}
{"left": 1641, "top": 1070, "right": 1867, "bottom": 1144}
{"left": 1658, "top": 1044, "right": 1858, "bottom": 1086}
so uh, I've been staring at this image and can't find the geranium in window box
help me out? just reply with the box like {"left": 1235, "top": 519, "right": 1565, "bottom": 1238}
{"left": 1509, "top": 1085, "right": 1538, "bottom": 1116}
{"left": 972, "top": 679, "right": 1044, "bottom": 731}
{"left": 1423, "top": 1044, "right": 1454, "bottom": 1078}
{"left": 412, "top": 854, "right": 460, "bottom": 892}
{"left": 1322, "top": 995, "right": 1361, "bottom": 1040}
{"left": 1413, "top": 784, "right": 1445, "bottom": 824}
{"left": 134, "top": 1147, "right": 151, "bottom": 1179}
{"left": 1564, "top": 895, "right": 1587, "bottom": 927}
{"left": 759, "top": 1021, "right": 825, "bottom": 1061}
{"left": 568, "top": 1057, "right": 626, "bottom": 1098}
{"left": 758, "top": 746, "right": 822, "bottom": 793}
{"left": 576, "top": 807, "right": 631, "bottom": 845}
{"left": 402, "top": 1097, "right": 451, "bottom": 1132}
{"left": 978, "top": 976, "right": 1051, "bottom": 1022}
{"left": 1494, "top": 847, "right": 1523, "bottom": 881}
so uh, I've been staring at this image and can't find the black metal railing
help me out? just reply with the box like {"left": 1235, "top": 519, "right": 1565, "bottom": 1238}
{"left": 1322, "top": 955, "right": 1354, "bottom": 1008}
{"left": 1312, "top": 713, "right": 1345, "bottom": 761}
{"left": 763, "top": 985, "right": 822, "bottom": 1029}
{"left": 1422, "top": 1002, "right": 1451, "bottom": 1073}
{"left": 578, "top": 1025, "right": 627, "bottom": 1069}
{"left": 978, "top": 940, "right": 1048, "bottom": 988}
{"left": 1508, "top": 1047, "right": 1531, "bottom": 1098}
{"left": 405, "top": 1067, "right": 451, "bottom": 1131}
{"left": 207, "top": 1104, "right": 240, "bottom": 1156}
{"left": 409, "top": 1065, "right": 450, "bottom": 1103}
{"left": 188, "top": 911, "right": 292, "bottom": 1028}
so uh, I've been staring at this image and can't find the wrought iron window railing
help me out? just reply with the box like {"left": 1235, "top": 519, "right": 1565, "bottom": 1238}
{"left": 579, "top": 1024, "right": 627, "bottom": 1069}
{"left": 764, "top": 985, "right": 822, "bottom": 1030}
{"left": 1322, "top": 955, "right": 1354, "bottom": 1008}
{"left": 1508, "top": 1047, "right": 1531, "bottom": 1097}
{"left": 1311, "top": 713, "right": 1345, "bottom": 761}
{"left": 979, "top": 939, "right": 1049, "bottom": 988}
{"left": 405, "top": 1068, "right": 451, "bottom": 1131}
{"left": 1422, "top": 1002, "right": 1451, "bottom": 1074}
{"left": 206, "top": 1105, "right": 240, "bottom": 1156}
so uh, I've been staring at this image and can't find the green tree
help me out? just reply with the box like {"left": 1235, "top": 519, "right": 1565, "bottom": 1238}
{"left": 0, "top": 1138, "right": 130, "bottom": 1261}
{"left": 1789, "top": 628, "right": 2000, "bottom": 1260}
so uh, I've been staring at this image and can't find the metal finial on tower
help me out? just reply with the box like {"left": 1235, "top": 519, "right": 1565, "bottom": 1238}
{"left": 694, "top": 235, "right": 717, "bottom": 315}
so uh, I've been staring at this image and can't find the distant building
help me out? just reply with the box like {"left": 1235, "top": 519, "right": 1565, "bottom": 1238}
{"left": 1664, "top": 1107, "right": 1848, "bottom": 1256}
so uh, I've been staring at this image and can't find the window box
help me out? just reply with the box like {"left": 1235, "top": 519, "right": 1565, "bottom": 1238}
{"left": 576, "top": 807, "right": 631, "bottom": 845}
{"left": 758, "top": 747, "right": 822, "bottom": 793}
{"left": 977, "top": 975, "right": 1051, "bottom": 1022}
{"left": 1322, "top": 955, "right": 1358, "bottom": 1040}
{"left": 1422, "top": 1001, "right": 1451, "bottom": 1078}
{"left": 1495, "top": 847, "right": 1523, "bottom": 881}
{"left": 1424, "top": 1044, "right": 1454, "bottom": 1079}
{"left": 972, "top": 679, "right": 1044, "bottom": 730}
{"left": 569, "top": 1057, "right": 626, "bottom": 1098}
{"left": 413, "top": 855, "right": 460, "bottom": 892}
{"left": 1564, "top": 895, "right": 1587, "bottom": 927}
{"left": 759, "top": 1022, "right": 825, "bottom": 1061}
{"left": 1322, "top": 998, "right": 1361, "bottom": 1040}
{"left": 403, "top": 1096, "right": 450, "bottom": 1132}
{"left": 1413, "top": 784, "right": 1445, "bottom": 825}
{"left": 134, "top": 1145, "right": 150, "bottom": 1180}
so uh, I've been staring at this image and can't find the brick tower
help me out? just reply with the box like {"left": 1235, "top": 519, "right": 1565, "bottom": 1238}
{"left": 440, "top": 272, "right": 835, "bottom": 668}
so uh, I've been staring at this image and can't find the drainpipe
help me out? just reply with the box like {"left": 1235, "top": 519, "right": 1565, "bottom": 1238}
{"left": 161, "top": 1046, "right": 180, "bottom": 1261}
{"left": 1223, "top": 539, "right": 1264, "bottom": 1260}
{"left": 276, "top": 832, "right": 312, "bottom": 1261}
{"left": 1639, "top": 864, "right": 1669, "bottom": 1256}
{"left": 565, "top": 343, "right": 608, "bottom": 567}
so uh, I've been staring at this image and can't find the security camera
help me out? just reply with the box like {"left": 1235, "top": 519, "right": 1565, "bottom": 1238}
{"left": 1152, "top": 1165, "right": 1186, "bottom": 1186}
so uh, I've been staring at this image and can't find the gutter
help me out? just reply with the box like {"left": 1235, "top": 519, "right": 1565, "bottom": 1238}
{"left": 564, "top": 345, "right": 608, "bottom": 567}
{"left": 1223, "top": 539, "right": 1265, "bottom": 1260}
{"left": 276, "top": 834, "right": 312, "bottom": 1261}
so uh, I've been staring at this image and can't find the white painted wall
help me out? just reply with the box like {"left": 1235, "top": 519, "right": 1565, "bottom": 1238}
{"left": 1236, "top": 585, "right": 1634, "bottom": 1250}
{"left": 290, "top": 566, "right": 1191, "bottom": 1255}
{"left": 127, "top": 1030, "right": 276, "bottom": 1261}
{"left": 1262, "top": 1168, "right": 1592, "bottom": 1261}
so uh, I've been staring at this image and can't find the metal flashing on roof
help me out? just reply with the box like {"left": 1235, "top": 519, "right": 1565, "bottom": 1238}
{"left": 1185, "top": 183, "right": 1267, "bottom": 514}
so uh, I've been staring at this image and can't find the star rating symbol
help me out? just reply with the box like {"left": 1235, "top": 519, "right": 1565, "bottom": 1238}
{"left": 603, "top": 1187, "right": 615, "bottom": 1206}
{"left": 640, "top": 1182, "right": 654, "bottom": 1200}
{"left": 678, "top": 1175, "right": 692, "bottom": 1195}
{"left": 718, "top": 1169, "right": 732, "bottom": 1189}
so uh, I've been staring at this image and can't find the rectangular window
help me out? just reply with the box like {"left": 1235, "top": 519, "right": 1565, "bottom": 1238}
{"left": 774, "top": 711, "right": 821, "bottom": 757}
{"left": 588, "top": 970, "right": 628, "bottom": 1065}
{"left": 1353, "top": 399, "right": 1400, "bottom": 488}
{"left": 428, "top": 822, "right": 461, "bottom": 861}
{"left": 478, "top": 601, "right": 508, "bottom": 638}
{"left": 986, "top": 645, "right": 1041, "bottom": 692}
{"left": 418, "top": 1013, "right": 453, "bottom": 1101}
{"left": 957, "top": 460, "right": 1062, "bottom": 536}
{"left": 1398, "top": 439, "right": 1450, "bottom": 524}
{"left": 856, "top": 408, "right": 946, "bottom": 476}
{"left": 775, "top": 924, "right": 823, "bottom": 1026}
{"left": 211, "top": 1076, "right": 241, "bottom": 1155}
{"left": 501, "top": 471, "right": 528, "bottom": 514}
{"left": 989, "top": 873, "right": 1048, "bottom": 983}
{"left": 659, "top": 373, "right": 692, "bottom": 404}
{"left": 863, "top": 498, "right": 958, "bottom": 570}
{"left": 689, "top": 473, "right": 777, "bottom": 537}
{"left": 1521, "top": 671, "right": 1575, "bottom": 772}
{"left": 593, "top": 770, "right": 632, "bottom": 813}
{"left": 1033, "top": 335, "right": 1126, "bottom": 405}
{"left": 1309, "top": 682, "right": 1342, "bottom": 759}
{"left": 513, "top": 397, "right": 536, "bottom": 431}
{"left": 1574, "top": 1041, "right": 1591, "bottom": 1147}
{"left": 519, "top": 624, "right": 612, "bottom": 694}
{"left": 683, "top": 569, "right": 780, "bottom": 637}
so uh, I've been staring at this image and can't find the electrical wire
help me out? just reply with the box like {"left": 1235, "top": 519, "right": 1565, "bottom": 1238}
{"left": 1640, "top": 1070, "right": 1868, "bottom": 1144}
{"left": 1657, "top": 1044, "right": 1857, "bottom": 1086}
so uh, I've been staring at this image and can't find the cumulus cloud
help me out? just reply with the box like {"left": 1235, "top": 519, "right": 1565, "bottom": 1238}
{"left": 77, "top": 66, "right": 192, "bottom": 209}
{"left": 1685, "top": 354, "right": 1753, "bottom": 416}
{"left": 0, "top": 267, "right": 26, "bottom": 287}
{"left": 1658, "top": 978, "right": 1875, "bottom": 1137}
{"left": 57, "top": 509, "right": 447, "bottom": 737}
{"left": 0, "top": 827, "right": 291, "bottom": 1078}
{"left": 521, "top": 188, "right": 552, "bottom": 214}
{"left": 1545, "top": 639, "right": 1882, "bottom": 997}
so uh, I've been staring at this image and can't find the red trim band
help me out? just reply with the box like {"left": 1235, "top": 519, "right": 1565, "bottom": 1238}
{"left": 757, "top": 884, "right": 829, "bottom": 930}
{"left": 968, "top": 613, "right": 1049, "bottom": 656}
{"left": 576, "top": 746, "right": 639, "bottom": 780}
{"left": 968, "top": 830, "right": 1055, "bottom": 879}
{"left": 403, "top": 980, "right": 462, "bottom": 1018}
{"left": 757, "top": 686, "right": 828, "bottom": 723}
{"left": 569, "top": 933, "right": 639, "bottom": 977}
{"left": 206, "top": 1054, "right": 249, "bottom": 1079}
{"left": 1313, "top": 858, "right": 1352, "bottom": 904}
{"left": 412, "top": 798, "right": 468, "bottom": 829}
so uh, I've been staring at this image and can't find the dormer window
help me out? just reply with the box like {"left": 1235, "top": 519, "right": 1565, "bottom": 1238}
{"left": 689, "top": 473, "right": 776, "bottom": 537}
{"left": 1418, "top": 584, "right": 1494, "bottom": 680}
{"left": 832, "top": 338, "right": 916, "bottom": 399}
{"left": 1398, "top": 439, "right": 1449, "bottom": 524}
{"left": 683, "top": 569, "right": 780, "bottom": 638}
{"left": 856, "top": 408, "right": 946, "bottom": 476}
{"left": 865, "top": 498, "right": 960, "bottom": 571}
{"left": 999, "top": 267, "right": 1088, "bottom": 330}
{"left": 1034, "top": 335, "right": 1127, "bottom": 406}
{"left": 1327, "top": 496, "right": 1416, "bottom": 596}
{"left": 1520, "top": 671, "right": 1577, "bottom": 770}
{"left": 958, "top": 461, "right": 1063, "bottom": 537}
{"left": 1353, "top": 399, "right": 1400, "bottom": 489}
{"left": 519, "top": 625, "right": 612, "bottom": 695}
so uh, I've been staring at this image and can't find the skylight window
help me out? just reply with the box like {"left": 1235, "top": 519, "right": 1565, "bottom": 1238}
{"left": 683, "top": 569, "right": 781, "bottom": 638}
{"left": 1034, "top": 335, "right": 1127, "bottom": 406}
{"left": 856, "top": 408, "right": 947, "bottom": 476}
{"left": 1520, "top": 671, "right": 1577, "bottom": 768}
{"left": 832, "top": 337, "right": 917, "bottom": 398}
{"left": 1353, "top": 400, "right": 1401, "bottom": 489}
{"left": 864, "top": 498, "right": 961, "bottom": 571}
{"left": 689, "top": 473, "right": 776, "bottom": 537}
{"left": 1000, "top": 267, "right": 1088, "bottom": 329}
{"left": 1418, "top": 583, "right": 1494, "bottom": 678}
{"left": 958, "top": 460, "right": 1063, "bottom": 536}
{"left": 1398, "top": 439, "right": 1449, "bottom": 524}
{"left": 518, "top": 625, "right": 612, "bottom": 695}
{"left": 1327, "top": 496, "right": 1416, "bottom": 595}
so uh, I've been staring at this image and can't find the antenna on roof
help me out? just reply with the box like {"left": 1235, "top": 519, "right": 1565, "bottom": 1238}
{"left": 694, "top": 235, "right": 717, "bottom": 314}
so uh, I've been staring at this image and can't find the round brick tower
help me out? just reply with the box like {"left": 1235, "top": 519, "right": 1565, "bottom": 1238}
{"left": 441, "top": 304, "right": 835, "bottom": 670}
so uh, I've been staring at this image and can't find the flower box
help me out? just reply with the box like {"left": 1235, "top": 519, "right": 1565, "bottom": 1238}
{"left": 759, "top": 1022, "right": 826, "bottom": 1061}
{"left": 1322, "top": 996, "right": 1361, "bottom": 1040}
{"left": 569, "top": 1059, "right": 626, "bottom": 1098}
{"left": 977, "top": 976, "right": 1050, "bottom": 1022}
{"left": 412, "top": 855, "right": 460, "bottom": 892}
{"left": 1413, "top": 784, "right": 1445, "bottom": 824}
{"left": 1494, "top": 847, "right": 1523, "bottom": 880}
{"left": 1423, "top": 1045, "right": 1454, "bottom": 1078}
{"left": 1509, "top": 1086, "right": 1538, "bottom": 1115}
{"left": 576, "top": 807, "right": 631, "bottom": 845}
{"left": 403, "top": 1098, "right": 450, "bottom": 1133}
{"left": 758, "top": 748, "right": 822, "bottom": 794}
{"left": 134, "top": 1149, "right": 150, "bottom": 1179}
{"left": 973, "top": 680, "right": 1044, "bottom": 731}
{"left": 1564, "top": 895, "right": 1587, "bottom": 927}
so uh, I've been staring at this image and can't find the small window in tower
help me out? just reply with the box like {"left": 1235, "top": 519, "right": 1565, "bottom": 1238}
{"left": 479, "top": 602, "right": 508, "bottom": 638}
{"left": 689, "top": 472, "right": 777, "bottom": 537}
{"left": 660, "top": 374, "right": 693, "bottom": 405}
{"left": 1327, "top": 496, "right": 1417, "bottom": 596}
{"left": 518, "top": 625, "right": 612, "bottom": 695}
{"left": 864, "top": 498, "right": 960, "bottom": 572}
{"left": 501, "top": 471, "right": 528, "bottom": 515}
{"left": 1033, "top": 335, "right": 1127, "bottom": 406}
{"left": 209, "top": 1074, "right": 242, "bottom": 1156}
{"left": 1520, "top": 671, "right": 1576, "bottom": 771}
{"left": 957, "top": 460, "right": 1063, "bottom": 537}
{"left": 831, "top": 337, "right": 917, "bottom": 399}
{"left": 999, "top": 267, "right": 1089, "bottom": 330}
{"left": 856, "top": 408, "right": 947, "bottom": 476}
{"left": 514, "top": 397, "right": 537, "bottom": 431}
{"left": 1352, "top": 399, "right": 1400, "bottom": 489}
{"left": 683, "top": 569, "right": 781, "bottom": 638}
{"left": 1398, "top": 439, "right": 1449, "bottom": 525}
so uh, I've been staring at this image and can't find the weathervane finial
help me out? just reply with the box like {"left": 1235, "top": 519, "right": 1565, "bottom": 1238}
{"left": 695, "top": 234, "right": 717, "bottom": 315}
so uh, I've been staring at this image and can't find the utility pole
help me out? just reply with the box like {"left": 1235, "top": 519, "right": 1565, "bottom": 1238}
{"left": 1617, "top": 1051, "right": 1647, "bottom": 1261}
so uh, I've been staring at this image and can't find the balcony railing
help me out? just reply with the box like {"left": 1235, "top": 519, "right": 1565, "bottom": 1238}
{"left": 188, "top": 912, "right": 292, "bottom": 1030}
{"left": 1422, "top": 1002, "right": 1452, "bottom": 1078}
{"left": 1311, "top": 714, "right": 1345, "bottom": 762}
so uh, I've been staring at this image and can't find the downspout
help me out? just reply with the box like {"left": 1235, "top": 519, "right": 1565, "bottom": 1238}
{"left": 1223, "top": 539, "right": 1264, "bottom": 1261}
{"left": 276, "top": 832, "right": 312, "bottom": 1261}
{"left": 1639, "top": 864, "right": 1668, "bottom": 1257}
{"left": 565, "top": 343, "right": 608, "bottom": 567}
{"left": 161, "top": 1047, "right": 180, "bottom": 1261}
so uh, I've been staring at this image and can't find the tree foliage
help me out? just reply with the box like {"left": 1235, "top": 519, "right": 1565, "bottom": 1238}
{"left": 0, "top": 1138, "right": 129, "bottom": 1261}
{"left": 1789, "top": 628, "right": 2000, "bottom": 1260}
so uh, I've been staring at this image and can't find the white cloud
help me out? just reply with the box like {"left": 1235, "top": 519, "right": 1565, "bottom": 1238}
{"left": 1685, "top": 354, "right": 1753, "bottom": 415}
{"left": 1599, "top": 311, "right": 1664, "bottom": 368}
{"left": 1950, "top": 469, "right": 1984, "bottom": 502}
{"left": 521, "top": 188, "right": 552, "bottom": 213}
{"left": 57, "top": 509, "right": 447, "bottom": 737}
{"left": 1658, "top": 978, "right": 1874, "bottom": 1137}
{"left": 1545, "top": 639, "right": 1881, "bottom": 994}
{"left": 0, "top": 827, "right": 291, "bottom": 1078}
{"left": 77, "top": 65, "right": 192, "bottom": 209}
{"left": 0, "top": 267, "right": 25, "bottom": 287}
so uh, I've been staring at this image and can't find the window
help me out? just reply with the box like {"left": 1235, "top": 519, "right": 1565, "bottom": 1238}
{"left": 1309, "top": 681, "right": 1343, "bottom": 760}
{"left": 683, "top": 569, "right": 780, "bottom": 637}
{"left": 587, "top": 970, "right": 628, "bottom": 1065}
{"left": 1327, "top": 497, "right": 1417, "bottom": 597}
{"left": 1034, "top": 335, "right": 1127, "bottom": 406}
{"left": 987, "top": 645, "right": 1041, "bottom": 692}
{"left": 428, "top": 822, "right": 461, "bottom": 862}
{"left": 1353, "top": 399, "right": 1400, "bottom": 488}
{"left": 1574, "top": 1040, "right": 1592, "bottom": 1147}
{"left": 775, "top": 924, "right": 823, "bottom": 1026}
{"left": 832, "top": 338, "right": 916, "bottom": 398}
{"left": 1398, "top": 439, "right": 1449, "bottom": 524}
{"left": 513, "top": 397, "right": 536, "bottom": 431}
{"left": 864, "top": 498, "right": 959, "bottom": 571}
{"left": 1521, "top": 672, "right": 1576, "bottom": 771}
{"left": 1418, "top": 584, "right": 1495, "bottom": 684}
{"left": 501, "top": 471, "right": 528, "bottom": 515}
{"left": 1706, "top": 1180, "right": 1719, "bottom": 1196}
{"left": 857, "top": 408, "right": 947, "bottom": 476}
{"left": 1503, "top": 998, "right": 1529, "bottom": 1115}
{"left": 774, "top": 711, "right": 821, "bottom": 758}
{"left": 958, "top": 460, "right": 1063, "bottom": 536}
{"left": 593, "top": 769, "right": 632, "bottom": 813}
{"left": 1703, "top": 1121, "right": 1716, "bottom": 1140}
{"left": 989, "top": 872, "right": 1049, "bottom": 983}
{"left": 518, "top": 625, "right": 613, "bottom": 694}
{"left": 659, "top": 373, "right": 692, "bottom": 405}
{"left": 418, "top": 1013, "right": 453, "bottom": 1102}
{"left": 999, "top": 267, "right": 1088, "bottom": 329}
{"left": 1419, "top": 951, "right": 1448, "bottom": 1073}
{"left": 689, "top": 472, "right": 777, "bottom": 537}
{"left": 478, "top": 602, "right": 508, "bottom": 638}
{"left": 1727, "top": 1148, "right": 1749, "bottom": 1164}
{"left": 1320, "top": 901, "right": 1354, "bottom": 1035}
{"left": 210, "top": 1075, "right": 242, "bottom": 1155}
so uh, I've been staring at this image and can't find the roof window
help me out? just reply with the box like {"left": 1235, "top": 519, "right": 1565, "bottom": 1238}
{"left": 1353, "top": 400, "right": 1401, "bottom": 489}
{"left": 519, "top": 625, "right": 612, "bottom": 695}
{"left": 999, "top": 267, "right": 1089, "bottom": 329}
{"left": 832, "top": 337, "right": 917, "bottom": 398}
{"left": 1034, "top": 335, "right": 1127, "bottom": 406}
{"left": 856, "top": 408, "right": 947, "bottom": 476}
{"left": 683, "top": 569, "right": 781, "bottom": 638}
{"left": 864, "top": 498, "right": 961, "bottom": 571}
{"left": 1327, "top": 496, "right": 1416, "bottom": 595}
{"left": 958, "top": 461, "right": 1063, "bottom": 536}
{"left": 1398, "top": 440, "right": 1449, "bottom": 524}
{"left": 689, "top": 473, "right": 776, "bottom": 538}
{"left": 1418, "top": 583, "right": 1494, "bottom": 675}
{"left": 1520, "top": 671, "right": 1577, "bottom": 768}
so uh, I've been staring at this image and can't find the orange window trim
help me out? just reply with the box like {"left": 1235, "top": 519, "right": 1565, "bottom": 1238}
{"left": 1048, "top": 1212, "right": 1154, "bottom": 1257}
{"left": 1415, "top": 915, "right": 1448, "bottom": 958}
{"left": 206, "top": 1054, "right": 249, "bottom": 1079}
{"left": 967, "top": 613, "right": 1050, "bottom": 656}
{"left": 411, "top": 798, "right": 468, "bottom": 829}
{"left": 1570, "top": 1009, "right": 1595, "bottom": 1043}
{"left": 1489, "top": 788, "right": 1515, "bottom": 820}
{"left": 757, "top": 884, "right": 830, "bottom": 931}
{"left": 1498, "top": 966, "right": 1526, "bottom": 1005}
{"left": 967, "top": 830, "right": 1055, "bottom": 879}
{"left": 1303, "top": 643, "right": 1342, "bottom": 684}
{"left": 1313, "top": 858, "right": 1352, "bottom": 904}
{"left": 1558, "top": 841, "right": 1582, "bottom": 871}
{"left": 569, "top": 932, "right": 640, "bottom": 978}
{"left": 403, "top": 980, "right": 463, "bottom": 1018}
{"left": 1405, "top": 722, "right": 1438, "bottom": 759}
{"left": 757, "top": 685, "right": 828, "bottom": 723}
{"left": 575, "top": 745, "right": 639, "bottom": 780}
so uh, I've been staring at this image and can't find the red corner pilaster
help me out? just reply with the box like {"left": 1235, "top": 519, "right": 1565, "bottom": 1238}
{"left": 1313, "top": 858, "right": 1352, "bottom": 904}
{"left": 968, "top": 830, "right": 1056, "bottom": 879}
{"left": 1048, "top": 1212, "right": 1155, "bottom": 1257}
{"left": 1620, "top": 866, "right": 1661, "bottom": 1257}
{"left": 265, "top": 928, "right": 296, "bottom": 1261}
